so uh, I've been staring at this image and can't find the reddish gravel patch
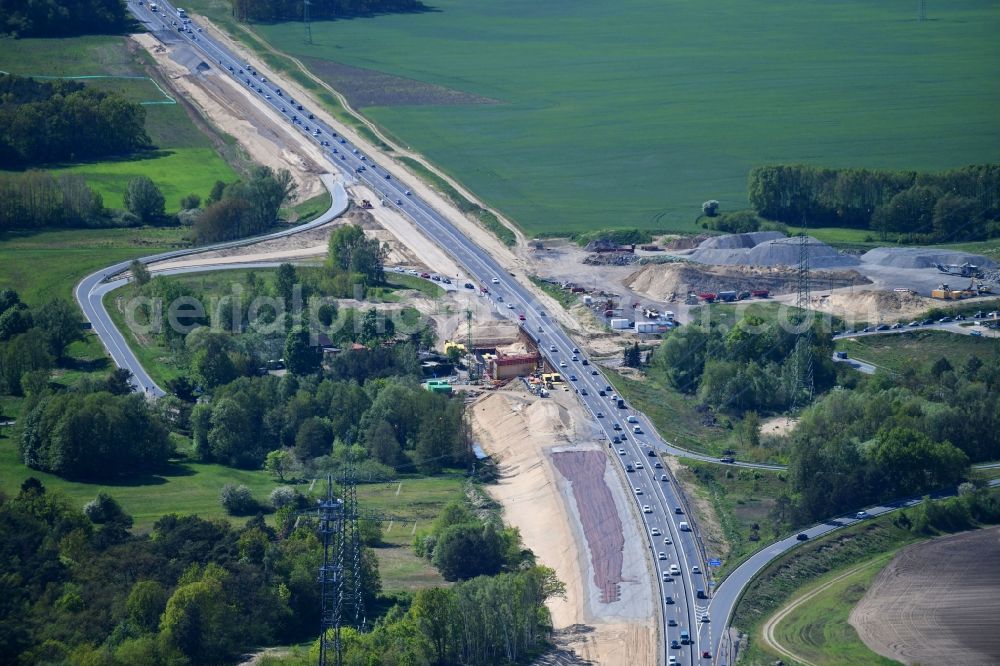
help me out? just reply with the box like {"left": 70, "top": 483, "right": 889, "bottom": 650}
{"left": 552, "top": 450, "right": 624, "bottom": 604}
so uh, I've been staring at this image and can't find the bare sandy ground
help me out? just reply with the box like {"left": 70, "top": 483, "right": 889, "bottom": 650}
{"left": 132, "top": 33, "right": 325, "bottom": 201}
{"left": 850, "top": 526, "right": 1000, "bottom": 665}
{"left": 469, "top": 389, "right": 656, "bottom": 665}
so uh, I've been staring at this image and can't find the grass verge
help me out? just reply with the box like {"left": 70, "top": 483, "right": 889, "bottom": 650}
{"left": 766, "top": 552, "right": 899, "bottom": 666}
{"left": 528, "top": 276, "right": 578, "bottom": 310}
{"left": 834, "top": 330, "right": 999, "bottom": 375}
{"left": 676, "top": 460, "right": 792, "bottom": 577}
{"left": 0, "top": 226, "right": 186, "bottom": 305}
{"left": 733, "top": 516, "right": 921, "bottom": 664}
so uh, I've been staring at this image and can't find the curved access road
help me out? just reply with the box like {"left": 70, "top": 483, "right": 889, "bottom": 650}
{"left": 74, "top": 175, "right": 348, "bottom": 396}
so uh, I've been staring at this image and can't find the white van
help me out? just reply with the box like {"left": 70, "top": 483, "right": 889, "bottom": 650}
{"left": 633, "top": 425, "right": 642, "bottom": 434}
{"left": 626, "top": 415, "right": 639, "bottom": 423}
{"left": 679, "top": 521, "right": 690, "bottom": 532}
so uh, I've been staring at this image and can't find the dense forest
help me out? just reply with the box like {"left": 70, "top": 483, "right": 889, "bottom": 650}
{"left": 0, "top": 0, "right": 129, "bottom": 37}
{"left": 0, "top": 74, "right": 150, "bottom": 168}
{"left": 748, "top": 164, "right": 1000, "bottom": 241}
{"left": 0, "top": 479, "right": 377, "bottom": 665}
{"left": 651, "top": 314, "right": 836, "bottom": 414}
{"left": 231, "top": 0, "right": 425, "bottom": 23}
{"left": 0, "top": 289, "right": 84, "bottom": 395}
{"left": 787, "top": 351, "right": 999, "bottom": 521}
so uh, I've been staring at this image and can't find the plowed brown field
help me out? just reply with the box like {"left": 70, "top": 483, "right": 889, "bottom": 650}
{"left": 850, "top": 526, "right": 1000, "bottom": 665}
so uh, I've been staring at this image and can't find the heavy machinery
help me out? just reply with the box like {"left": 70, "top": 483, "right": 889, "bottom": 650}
{"left": 936, "top": 262, "right": 981, "bottom": 278}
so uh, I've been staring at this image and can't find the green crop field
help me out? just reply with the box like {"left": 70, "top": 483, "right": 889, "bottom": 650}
{"left": 0, "top": 35, "right": 238, "bottom": 210}
{"left": 235, "top": 0, "right": 1000, "bottom": 236}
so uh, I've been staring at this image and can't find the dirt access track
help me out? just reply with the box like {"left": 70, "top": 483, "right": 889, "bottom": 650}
{"left": 469, "top": 388, "right": 657, "bottom": 665}
{"left": 850, "top": 526, "right": 1000, "bottom": 665}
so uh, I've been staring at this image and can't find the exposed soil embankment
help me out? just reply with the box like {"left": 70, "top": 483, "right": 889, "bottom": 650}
{"left": 468, "top": 391, "right": 656, "bottom": 665}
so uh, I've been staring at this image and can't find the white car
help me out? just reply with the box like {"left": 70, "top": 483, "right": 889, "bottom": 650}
{"left": 701, "top": 613, "right": 710, "bottom": 623}
{"left": 658, "top": 551, "right": 666, "bottom": 559}
{"left": 635, "top": 462, "right": 644, "bottom": 470}
{"left": 643, "top": 505, "right": 653, "bottom": 514}
{"left": 691, "top": 565, "right": 701, "bottom": 574}
{"left": 507, "top": 303, "right": 514, "bottom": 309}
{"left": 651, "top": 527, "right": 661, "bottom": 536}
{"left": 669, "top": 564, "right": 680, "bottom": 575}
{"left": 618, "top": 448, "right": 626, "bottom": 455}
{"left": 491, "top": 277, "right": 500, "bottom": 284}
{"left": 549, "top": 345, "right": 557, "bottom": 352}
{"left": 660, "top": 474, "right": 668, "bottom": 482}
{"left": 663, "top": 537, "right": 672, "bottom": 545}
{"left": 634, "top": 488, "right": 643, "bottom": 495}
{"left": 559, "top": 361, "right": 567, "bottom": 368}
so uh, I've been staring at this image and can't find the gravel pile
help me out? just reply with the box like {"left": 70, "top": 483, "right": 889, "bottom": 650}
{"left": 687, "top": 233, "right": 858, "bottom": 268}
{"left": 697, "top": 231, "right": 785, "bottom": 250}
{"left": 860, "top": 247, "right": 997, "bottom": 269}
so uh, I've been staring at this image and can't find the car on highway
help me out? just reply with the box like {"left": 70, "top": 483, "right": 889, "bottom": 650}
{"left": 702, "top": 651, "right": 712, "bottom": 659}
{"left": 938, "top": 316, "right": 953, "bottom": 323}
{"left": 394, "top": 198, "right": 402, "bottom": 205}
{"left": 464, "top": 282, "right": 474, "bottom": 289}
{"left": 856, "top": 510, "right": 870, "bottom": 519}
{"left": 644, "top": 506, "right": 653, "bottom": 514}
{"left": 634, "top": 488, "right": 643, "bottom": 495}
{"left": 670, "top": 640, "right": 680, "bottom": 650}
{"left": 876, "top": 324, "right": 890, "bottom": 331}
{"left": 701, "top": 614, "right": 710, "bottom": 623}
{"left": 571, "top": 355, "right": 578, "bottom": 361}
{"left": 663, "top": 536, "right": 672, "bottom": 545}
{"left": 518, "top": 314, "right": 526, "bottom": 321}
{"left": 920, "top": 318, "right": 933, "bottom": 325}
{"left": 651, "top": 527, "right": 661, "bottom": 536}
{"left": 506, "top": 302, "right": 514, "bottom": 309}
{"left": 796, "top": 532, "right": 809, "bottom": 541}
{"left": 404, "top": 190, "right": 411, "bottom": 196}
{"left": 550, "top": 345, "right": 557, "bottom": 351}
{"left": 654, "top": 461, "right": 663, "bottom": 469}
{"left": 646, "top": 449, "right": 656, "bottom": 457}
{"left": 891, "top": 322, "right": 903, "bottom": 329}
{"left": 674, "top": 507, "right": 683, "bottom": 514}
{"left": 658, "top": 551, "right": 666, "bottom": 559}
{"left": 612, "top": 422, "right": 621, "bottom": 430}
{"left": 558, "top": 361, "right": 567, "bottom": 368}
{"left": 691, "top": 565, "right": 700, "bottom": 574}
{"left": 612, "top": 436, "right": 620, "bottom": 443}
{"left": 618, "top": 448, "right": 626, "bottom": 455}
{"left": 569, "top": 375, "right": 577, "bottom": 381}
{"left": 668, "top": 656, "right": 678, "bottom": 665}
{"left": 591, "top": 369, "right": 598, "bottom": 375}
{"left": 660, "top": 474, "right": 668, "bottom": 482}
{"left": 595, "top": 411, "right": 603, "bottom": 417}
{"left": 908, "top": 320, "right": 920, "bottom": 327}
{"left": 669, "top": 564, "right": 680, "bottom": 575}
{"left": 667, "top": 618, "right": 677, "bottom": 627}
{"left": 664, "top": 595, "right": 674, "bottom": 605}
{"left": 635, "top": 462, "right": 643, "bottom": 469}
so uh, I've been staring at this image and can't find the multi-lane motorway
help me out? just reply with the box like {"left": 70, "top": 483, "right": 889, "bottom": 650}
{"left": 77, "top": 4, "right": 999, "bottom": 664}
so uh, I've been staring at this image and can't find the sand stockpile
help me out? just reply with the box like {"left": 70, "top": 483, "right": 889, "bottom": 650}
{"left": 810, "top": 288, "right": 933, "bottom": 322}
{"left": 850, "top": 526, "right": 1000, "bottom": 666}
{"left": 685, "top": 233, "right": 859, "bottom": 269}
{"left": 469, "top": 391, "right": 656, "bottom": 665}
{"left": 861, "top": 246, "right": 997, "bottom": 269}
{"left": 624, "top": 262, "right": 870, "bottom": 301}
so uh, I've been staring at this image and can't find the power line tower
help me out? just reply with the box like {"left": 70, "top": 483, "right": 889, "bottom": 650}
{"left": 790, "top": 229, "right": 815, "bottom": 411}
{"left": 303, "top": 0, "right": 313, "bottom": 44}
{"left": 316, "top": 471, "right": 364, "bottom": 666}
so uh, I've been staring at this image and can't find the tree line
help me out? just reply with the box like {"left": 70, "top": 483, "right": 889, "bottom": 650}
{"left": 786, "top": 351, "right": 998, "bottom": 521}
{"left": 748, "top": 164, "right": 1000, "bottom": 242}
{"left": 0, "top": 74, "right": 150, "bottom": 168}
{"left": 231, "top": 0, "right": 425, "bottom": 23}
{"left": 191, "top": 168, "right": 297, "bottom": 243}
{"left": 0, "top": 478, "right": 378, "bottom": 665}
{"left": 0, "top": 0, "right": 130, "bottom": 37}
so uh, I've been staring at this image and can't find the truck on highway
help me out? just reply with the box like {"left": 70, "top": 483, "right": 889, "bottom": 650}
{"left": 149, "top": 2, "right": 158, "bottom": 10}
{"left": 679, "top": 521, "right": 690, "bottom": 531}
{"left": 176, "top": 6, "right": 187, "bottom": 17}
